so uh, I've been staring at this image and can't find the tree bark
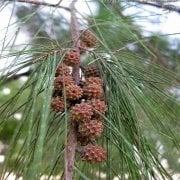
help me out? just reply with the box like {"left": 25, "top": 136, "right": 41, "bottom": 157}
{"left": 64, "top": 122, "right": 77, "bottom": 180}
{"left": 64, "top": 1, "right": 79, "bottom": 180}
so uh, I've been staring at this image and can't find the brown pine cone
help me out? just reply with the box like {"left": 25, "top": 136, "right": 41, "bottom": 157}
{"left": 71, "top": 103, "right": 93, "bottom": 122}
{"left": 83, "top": 65, "right": 100, "bottom": 78}
{"left": 86, "top": 77, "right": 103, "bottom": 86}
{"left": 64, "top": 49, "right": 80, "bottom": 66}
{"left": 78, "top": 120, "right": 104, "bottom": 139}
{"left": 54, "top": 76, "right": 74, "bottom": 91}
{"left": 83, "top": 84, "right": 103, "bottom": 99}
{"left": 81, "top": 144, "right": 106, "bottom": 163}
{"left": 55, "top": 63, "right": 70, "bottom": 76}
{"left": 80, "top": 40, "right": 88, "bottom": 54}
{"left": 81, "top": 30, "right": 98, "bottom": 47}
{"left": 91, "top": 99, "right": 107, "bottom": 115}
{"left": 65, "top": 85, "right": 83, "bottom": 100}
{"left": 51, "top": 97, "right": 65, "bottom": 112}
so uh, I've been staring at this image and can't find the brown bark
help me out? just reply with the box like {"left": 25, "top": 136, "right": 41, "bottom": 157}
{"left": 64, "top": 1, "right": 79, "bottom": 180}
{"left": 64, "top": 122, "right": 77, "bottom": 180}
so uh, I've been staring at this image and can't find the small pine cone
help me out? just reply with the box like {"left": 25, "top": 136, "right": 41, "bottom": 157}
{"left": 71, "top": 103, "right": 93, "bottom": 122}
{"left": 83, "top": 65, "right": 100, "bottom": 78}
{"left": 81, "top": 30, "right": 98, "bottom": 47}
{"left": 83, "top": 84, "right": 103, "bottom": 99}
{"left": 64, "top": 49, "right": 80, "bottom": 66}
{"left": 81, "top": 144, "right": 106, "bottom": 163}
{"left": 86, "top": 77, "right": 103, "bottom": 86}
{"left": 51, "top": 97, "right": 64, "bottom": 112}
{"left": 91, "top": 99, "right": 107, "bottom": 114}
{"left": 80, "top": 40, "right": 88, "bottom": 54}
{"left": 55, "top": 63, "right": 70, "bottom": 76}
{"left": 65, "top": 85, "right": 83, "bottom": 100}
{"left": 78, "top": 120, "right": 104, "bottom": 139}
{"left": 54, "top": 76, "right": 74, "bottom": 91}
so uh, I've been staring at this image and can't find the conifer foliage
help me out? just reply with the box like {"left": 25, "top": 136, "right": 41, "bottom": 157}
{"left": 0, "top": 1, "right": 179, "bottom": 180}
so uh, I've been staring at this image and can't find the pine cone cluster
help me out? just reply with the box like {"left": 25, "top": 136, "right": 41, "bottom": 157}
{"left": 50, "top": 29, "right": 106, "bottom": 164}
{"left": 77, "top": 62, "right": 107, "bottom": 163}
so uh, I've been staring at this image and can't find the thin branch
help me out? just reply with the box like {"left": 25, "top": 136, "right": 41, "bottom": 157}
{"left": 64, "top": 1, "right": 79, "bottom": 180}
{"left": 3, "top": 0, "right": 71, "bottom": 11}
{"left": 134, "top": 1, "right": 180, "bottom": 14}
{"left": 64, "top": 122, "right": 78, "bottom": 180}
{"left": 113, "top": 4, "right": 180, "bottom": 83}
{"left": 112, "top": 3, "right": 170, "bottom": 69}
{"left": 70, "top": 1, "right": 80, "bottom": 49}
{"left": 71, "top": 0, "right": 80, "bottom": 85}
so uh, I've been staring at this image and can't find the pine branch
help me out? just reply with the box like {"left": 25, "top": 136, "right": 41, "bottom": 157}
{"left": 112, "top": 3, "right": 171, "bottom": 69}
{"left": 3, "top": 0, "right": 70, "bottom": 11}
{"left": 64, "top": 1, "right": 79, "bottom": 180}
{"left": 134, "top": 0, "right": 180, "bottom": 14}
{"left": 1, "top": 70, "right": 32, "bottom": 85}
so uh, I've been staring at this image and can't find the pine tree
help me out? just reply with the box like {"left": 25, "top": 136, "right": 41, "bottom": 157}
{"left": 0, "top": 1, "right": 179, "bottom": 180}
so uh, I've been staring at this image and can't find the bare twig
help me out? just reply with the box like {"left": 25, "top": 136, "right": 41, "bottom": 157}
{"left": 64, "top": 1, "right": 79, "bottom": 180}
{"left": 3, "top": 0, "right": 70, "bottom": 11}
{"left": 134, "top": 0, "right": 180, "bottom": 14}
